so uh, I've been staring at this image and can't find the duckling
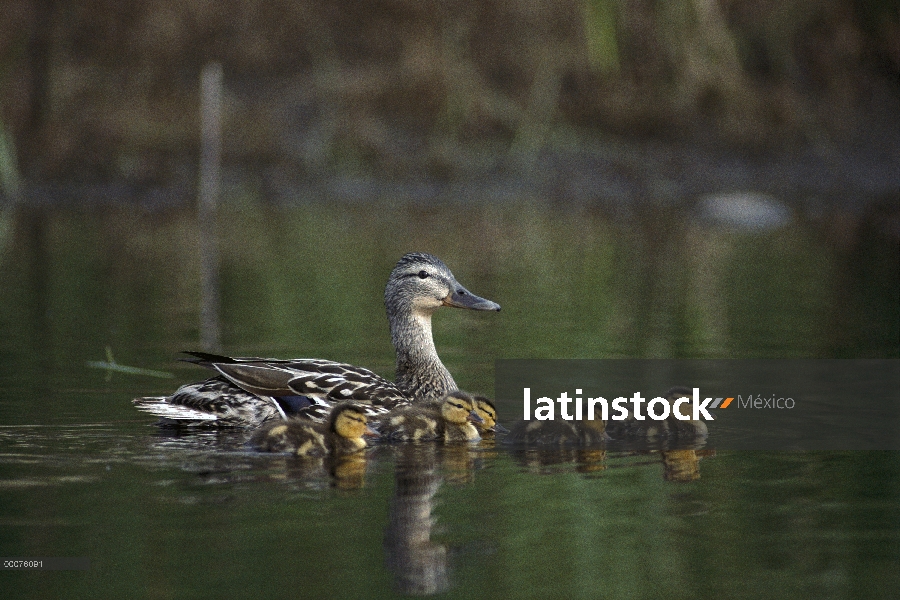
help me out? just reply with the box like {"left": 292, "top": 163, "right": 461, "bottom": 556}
{"left": 133, "top": 253, "right": 500, "bottom": 427}
{"left": 422, "top": 394, "right": 507, "bottom": 435}
{"left": 249, "top": 403, "right": 377, "bottom": 456}
{"left": 663, "top": 387, "right": 709, "bottom": 438}
{"left": 605, "top": 386, "right": 708, "bottom": 440}
{"left": 471, "top": 395, "right": 509, "bottom": 435}
{"left": 503, "top": 413, "right": 609, "bottom": 446}
{"left": 378, "top": 390, "right": 483, "bottom": 443}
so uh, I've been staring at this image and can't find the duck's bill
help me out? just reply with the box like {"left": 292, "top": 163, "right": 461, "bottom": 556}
{"left": 490, "top": 422, "right": 510, "bottom": 434}
{"left": 364, "top": 426, "right": 380, "bottom": 438}
{"left": 443, "top": 287, "right": 501, "bottom": 311}
{"left": 468, "top": 410, "right": 485, "bottom": 424}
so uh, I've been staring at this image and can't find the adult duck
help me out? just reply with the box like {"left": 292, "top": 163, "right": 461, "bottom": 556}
{"left": 133, "top": 253, "right": 500, "bottom": 426}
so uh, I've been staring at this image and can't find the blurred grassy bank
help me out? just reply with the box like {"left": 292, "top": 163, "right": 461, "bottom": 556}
{"left": 0, "top": 0, "right": 897, "bottom": 186}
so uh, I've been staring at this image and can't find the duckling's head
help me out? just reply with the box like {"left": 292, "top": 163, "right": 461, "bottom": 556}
{"left": 440, "top": 390, "right": 482, "bottom": 425}
{"left": 330, "top": 403, "right": 378, "bottom": 443}
{"left": 473, "top": 395, "right": 509, "bottom": 434}
{"left": 664, "top": 386, "right": 708, "bottom": 437}
{"left": 666, "top": 386, "right": 694, "bottom": 420}
{"left": 385, "top": 253, "right": 501, "bottom": 319}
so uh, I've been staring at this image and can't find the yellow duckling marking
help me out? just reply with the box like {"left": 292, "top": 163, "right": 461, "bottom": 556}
{"left": 268, "top": 425, "right": 288, "bottom": 437}
{"left": 295, "top": 439, "right": 316, "bottom": 456}
{"left": 452, "top": 423, "right": 480, "bottom": 442}
{"left": 440, "top": 394, "right": 474, "bottom": 425}
{"left": 472, "top": 396, "right": 508, "bottom": 434}
{"left": 391, "top": 416, "right": 406, "bottom": 426}
{"left": 347, "top": 437, "right": 367, "bottom": 452}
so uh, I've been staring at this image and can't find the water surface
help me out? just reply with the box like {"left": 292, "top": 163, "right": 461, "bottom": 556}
{"left": 0, "top": 199, "right": 897, "bottom": 598}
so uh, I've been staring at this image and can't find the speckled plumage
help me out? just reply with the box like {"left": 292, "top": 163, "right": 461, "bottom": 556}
{"left": 132, "top": 377, "right": 282, "bottom": 427}
{"left": 132, "top": 253, "right": 500, "bottom": 427}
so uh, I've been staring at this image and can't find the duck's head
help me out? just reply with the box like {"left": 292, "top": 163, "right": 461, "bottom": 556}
{"left": 330, "top": 403, "right": 379, "bottom": 444}
{"left": 385, "top": 253, "right": 501, "bottom": 318}
{"left": 440, "top": 390, "right": 484, "bottom": 425}
{"left": 473, "top": 395, "right": 509, "bottom": 434}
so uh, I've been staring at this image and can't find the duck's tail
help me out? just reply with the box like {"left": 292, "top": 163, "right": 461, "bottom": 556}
{"left": 132, "top": 396, "right": 219, "bottom": 422}
{"left": 178, "top": 351, "right": 240, "bottom": 369}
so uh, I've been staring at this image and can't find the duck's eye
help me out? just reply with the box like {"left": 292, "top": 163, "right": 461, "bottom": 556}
{"left": 418, "top": 270, "right": 429, "bottom": 279}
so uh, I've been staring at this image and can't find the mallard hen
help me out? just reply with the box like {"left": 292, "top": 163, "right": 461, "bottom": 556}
{"left": 133, "top": 253, "right": 500, "bottom": 427}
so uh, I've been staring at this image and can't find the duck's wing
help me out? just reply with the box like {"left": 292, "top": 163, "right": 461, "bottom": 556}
{"left": 181, "top": 352, "right": 411, "bottom": 414}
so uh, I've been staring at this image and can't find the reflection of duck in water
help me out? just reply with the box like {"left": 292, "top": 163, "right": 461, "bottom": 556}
{"left": 378, "top": 391, "right": 483, "bottom": 443}
{"left": 133, "top": 253, "right": 500, "bottom": 427}
{"left": 249, "top": 403, "right": 377, "bottom": 456}
{"left": 662, "top": 449, "right": 701, "bottom": 482}
{"left": 605, "top": 386, "right": 708, "bottom": 441}
{"left": 384, "top": 445, "right": 448, "bottom": 595}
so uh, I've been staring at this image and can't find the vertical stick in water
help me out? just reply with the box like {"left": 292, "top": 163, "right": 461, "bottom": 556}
{"left": 0, "top": 118, "right": 24, "bottom": 205}
{"left": 0, "top": 118, "right": 23, "bottom": 256}
{"left": 198, "top": 62, "right": 223, "bottom": 351}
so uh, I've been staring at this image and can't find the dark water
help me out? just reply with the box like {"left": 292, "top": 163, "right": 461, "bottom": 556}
{"left": 0, "top": 199, "right": 898, "bottom": 598}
